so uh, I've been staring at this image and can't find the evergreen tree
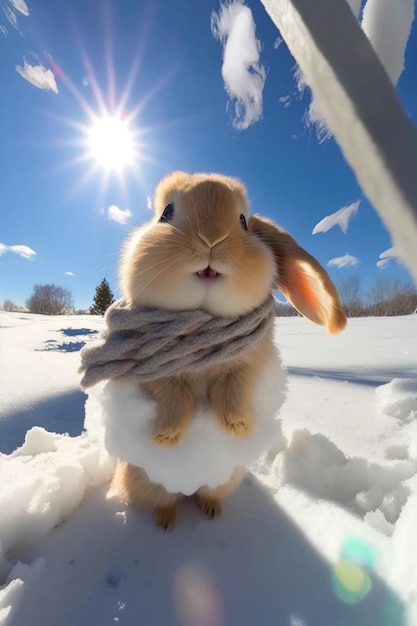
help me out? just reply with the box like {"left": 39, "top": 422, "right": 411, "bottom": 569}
{"left": 90, "top": 278, "right": 115, "bottom": 315}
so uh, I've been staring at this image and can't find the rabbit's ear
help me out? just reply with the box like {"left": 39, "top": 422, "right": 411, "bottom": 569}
{"left": 248, "top": 215, "right": 347, "bottom": 334}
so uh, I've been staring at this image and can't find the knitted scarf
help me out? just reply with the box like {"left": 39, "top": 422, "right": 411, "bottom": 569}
{"left": 79, "top": 295, "right": 276, "bottom": 389}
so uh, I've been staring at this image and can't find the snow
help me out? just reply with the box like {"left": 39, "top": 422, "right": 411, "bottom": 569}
{"left": 1, "top": 310, "right": 417, "bottom": 624}
{"left": 312, "top": 200, "right": 360, "bottom": 235}
{"left": 376, "top": 378, "right": 417, "bottom": 423}
{"left": 84, "top": 343, "right": 287, "bottom": 494}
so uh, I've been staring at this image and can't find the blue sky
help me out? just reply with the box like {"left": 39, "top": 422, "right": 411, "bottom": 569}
{"left": 1, "top": 0, "right": 416, "bottom": 310}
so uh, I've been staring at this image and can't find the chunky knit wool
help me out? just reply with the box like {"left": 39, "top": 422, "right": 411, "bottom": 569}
{"left": 79, "top": 296, "right": 276, "bottom": 389}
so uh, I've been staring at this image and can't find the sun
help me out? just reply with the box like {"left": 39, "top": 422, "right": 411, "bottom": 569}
{"left": 86, "top": 113, "right": 136, "bottom": 172}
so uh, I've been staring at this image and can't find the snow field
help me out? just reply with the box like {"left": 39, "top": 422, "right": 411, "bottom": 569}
{"left": 0, "top": 312, "right": 416, "bottom": 625}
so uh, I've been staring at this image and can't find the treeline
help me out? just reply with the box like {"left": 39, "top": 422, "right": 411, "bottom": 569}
{"left": 2, "top": 279, "right": 115, "bottom": 316}
{"left": 276, "top": 276, "right": 417, "bottom": 318}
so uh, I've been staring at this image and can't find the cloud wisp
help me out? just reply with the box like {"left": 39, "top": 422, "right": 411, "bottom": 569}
{"left": 211, "top": 0, "right": 266, "bottom": 129}
{"left": 313, "top": 201, "right": 360, "bottom": 235}
{"left": 65, "top": 271, "right": 75, "bottom": 277}
{"left": 377, "top": 246, "right": 403, "bottom": 269}
{"left": 1, "top": 0, "right": 29, "bottom": 34}
{"left": 0, "top": 243, "right": 36, "bottom": 260}
{"left": 9, "top": 0, "right": 29, "bottom": 17}
{"left": 107, "top": 205, "right": 132, "bottom": 225}
{"left": 327, "top": 254, "right": 359, "bottom": 269}
{"left": 16, "top": 60, "right": 58, "bottom": 94}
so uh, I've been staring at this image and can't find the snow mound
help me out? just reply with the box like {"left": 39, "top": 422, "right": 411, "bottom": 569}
{"left": 0, "top": 559, "right": 45, "bottom": 623}
{"left": 276, "top": 429, "right": 416, "bottom": 534}
{"left": 391, "top": 491, "right": 417, "bottom": 624}
{"left": 376, "top": 378, "right": 417, "bottom": 423}
{"left": 0, "top": 428, "right": 114, "bottom": 583}
{"left": 84, "top": 345, "right": 288, "bottom": 495}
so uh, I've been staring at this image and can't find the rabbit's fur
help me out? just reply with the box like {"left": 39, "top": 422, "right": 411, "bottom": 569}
{"left": 112, "top": 171, "right": 346, "bottom": 529}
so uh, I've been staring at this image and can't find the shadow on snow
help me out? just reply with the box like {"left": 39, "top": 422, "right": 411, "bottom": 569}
{"left": 0, "top": 390, "right": 86, "bottom": 455}
{"left": 288, "top": 365, "right": 417, "bottom": 388}
{"left": 5, "top": 475, "right": 405, "bottom": 626}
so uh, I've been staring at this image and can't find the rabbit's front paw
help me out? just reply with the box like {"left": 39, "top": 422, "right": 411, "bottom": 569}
{"left": 217, "top": 413, "right": 253, "bottom": 436}
{"left": 152, "top": 416, "right": 186, "bottom": 447}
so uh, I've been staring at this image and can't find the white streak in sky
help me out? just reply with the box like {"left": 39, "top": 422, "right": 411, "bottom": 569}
{"left": 211, "top": 0, "right": 266, "bottom": 129}
{"left": 313, "top": 201, "right": 360, "bottom": 235}
{"left": 9, "top": 0, "right": 29, "bottom": 16}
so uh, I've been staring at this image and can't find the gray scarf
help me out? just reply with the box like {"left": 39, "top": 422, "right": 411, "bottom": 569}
{"left": 79, "top": 296, "right": 276, "bottom": 389}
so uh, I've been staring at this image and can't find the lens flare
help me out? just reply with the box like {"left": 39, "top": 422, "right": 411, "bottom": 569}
{"left": 332, "top": 536, "right": 377, "bottom": 605}
{"left": 332, "top": 558, "right": 372, "bottom": 604}
{"left": 174, "top": 564, "right": 223, "bottom": 626}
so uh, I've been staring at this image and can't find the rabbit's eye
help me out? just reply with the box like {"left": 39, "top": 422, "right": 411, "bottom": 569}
{"left": 159, "top": 203, "right": 174, "bottom": 223}
{"left": 239, "top": 214, "right": 248, "bottom": 231}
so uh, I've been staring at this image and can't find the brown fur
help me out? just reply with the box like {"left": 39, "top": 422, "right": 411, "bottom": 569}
{"left": 111, "top": 461, "right": 244, "bottom": 529}
{"left": 112, "top": 172, "right": 347, "bottom": 529}
{"left": 142, "top": 327, "right": 274, "bottom": 445}
{"left": 248, "top": 215, "right": 347, "bottom": 334}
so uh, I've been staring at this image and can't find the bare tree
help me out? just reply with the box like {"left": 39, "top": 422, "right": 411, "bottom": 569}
{"left": 275, "top": 302, "right": 299, "bottom": 317}
{"left": 337, "top": 274, "right": 364, "bottom": 317}
{"left": 3, "top": 299, "right": 19, "bottom": 312}
{"left": 26, "top": 284, "right": 74, "bottom": 315}
{"left": 368, "top": 277, "right": 415, "bottom": 316}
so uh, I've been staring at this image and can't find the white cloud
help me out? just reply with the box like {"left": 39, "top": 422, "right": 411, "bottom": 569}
{"left": 274, "top": 36, "right": 282, "bottom": 50}
{"left": 16, "top": 60, "right": 58, "bottom": 94}
{"left": 362, "top": 0, "right": 414, "bottom": 85}
{"left": 379, "top": 246, "right": 399, "bottom": 260}
{"left": 107, "top": 205, "right": 132, "bottom": 225}
{"left": 211, "top": 0, "right": 266, "bottom": 129}
{"left": 9, "top": 0, "right": 29, "bottom": 17}
{"left": 279, "top": 95, "right": 291, "bottom": 109}
{"left": 65, "top": 271, "right": 74, "bottom": 277}
{"left": 9, "top": 244, "right": 36, "bottom": 259}
{"left": 146, "top": 196, "right": 153, "bottom": 211}
{"left": 1, "top": 0, "right": 28, "bottom": 35}
{"left": 377, "top": 246, "right": 403, "bottom": 268}
{"left": 313, "top": 201, "right": 360, "bottom": 235}
{"left": 327, "top": 254, "right": 359, "bottom": 268}
{"left": 0, "top": 243, "right": 36, "bottom": 260}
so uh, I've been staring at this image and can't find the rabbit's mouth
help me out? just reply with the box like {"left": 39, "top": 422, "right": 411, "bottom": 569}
{"left": 196, "top": 266, "right": 220, "bottom": 281}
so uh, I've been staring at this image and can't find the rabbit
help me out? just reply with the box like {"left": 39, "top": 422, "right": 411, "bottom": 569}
{"left": 111, "top": 171, "right": 346, "bottom": 529}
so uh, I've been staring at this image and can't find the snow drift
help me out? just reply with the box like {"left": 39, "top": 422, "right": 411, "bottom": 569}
{"left": 1, "top": 312, "right": 417, "bottom": 625}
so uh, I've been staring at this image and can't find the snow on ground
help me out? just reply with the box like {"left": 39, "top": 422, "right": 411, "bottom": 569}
{"left": 0, "top": 310, "right": 417, "bottom": 625}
